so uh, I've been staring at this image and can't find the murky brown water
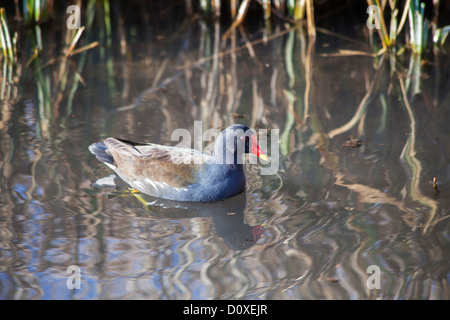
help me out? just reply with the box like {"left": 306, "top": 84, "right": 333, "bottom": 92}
{"left": 1, "top": 3, "right": 449, "bottom": 299}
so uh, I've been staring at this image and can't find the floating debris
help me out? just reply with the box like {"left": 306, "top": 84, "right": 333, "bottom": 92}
{"left": 342, "top": 136, "right": 363, "bottom": 148}
{"left": 231, "top": 112, "right": 249, "bottom": 119}
{"left": 433, "top": 177, "right": 440, "bottom": 197}
{"left": 433, "top": 177, "right": 439, "bottom": 191}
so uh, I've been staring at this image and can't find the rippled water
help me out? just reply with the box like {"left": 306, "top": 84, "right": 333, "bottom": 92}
{"left": 1, "top": 4, "right": 450, "bottom": 300}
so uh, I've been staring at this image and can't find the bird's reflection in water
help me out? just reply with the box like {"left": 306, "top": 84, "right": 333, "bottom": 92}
{"left": 92, "top": 174, "right": 264, "bottom": 251}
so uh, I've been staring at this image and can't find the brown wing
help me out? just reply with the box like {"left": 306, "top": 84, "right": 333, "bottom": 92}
{"left": 104, "top": 138, "right": 204, "bottom": 188}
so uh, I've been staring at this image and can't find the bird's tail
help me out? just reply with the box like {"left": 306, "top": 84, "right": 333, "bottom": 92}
{"left": 88, "top": 142, "right": 115, "bottom": 165}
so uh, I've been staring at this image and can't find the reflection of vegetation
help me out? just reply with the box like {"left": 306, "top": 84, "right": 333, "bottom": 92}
{"left": 398, "top": 77, "right": 438, "bottom": 234}
{"left": 0, "top": 0, "right": 449, "bottom": 299}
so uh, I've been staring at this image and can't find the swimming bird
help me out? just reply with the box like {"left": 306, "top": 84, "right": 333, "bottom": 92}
{"left": 89, "top": 124, "right": 267, "bottom": 202}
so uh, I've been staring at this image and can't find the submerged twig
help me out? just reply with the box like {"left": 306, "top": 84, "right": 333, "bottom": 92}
{"left": 66, "top": 26, "right": 85, "bottom": 56}
{"left": 319, "top": 49, "right": 376, "bottom": 57}
{"left": 40, "top": 41, "right": 99, "bottom": 70}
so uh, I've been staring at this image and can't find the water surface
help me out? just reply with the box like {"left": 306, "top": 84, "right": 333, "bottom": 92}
{"left": 1, "top": 5, "right": 449, "bottom": 300}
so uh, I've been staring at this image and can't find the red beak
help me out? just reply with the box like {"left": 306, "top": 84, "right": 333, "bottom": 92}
{"left": 250, "top": 134, "right": 268, "bottom": 161}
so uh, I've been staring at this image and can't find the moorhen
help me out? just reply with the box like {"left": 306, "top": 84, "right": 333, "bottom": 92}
{"left": 89, "top": 124, "right": 267, "bottom": 202}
